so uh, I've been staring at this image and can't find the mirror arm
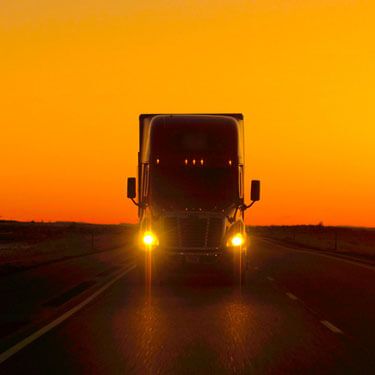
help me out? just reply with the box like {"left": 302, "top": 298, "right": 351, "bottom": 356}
{"left": 131, "top": 199, "right": 150, "bottom": 210}
{"left": 242, "top": 201, "right": 256, "bottom": 211}
{"left": 130, "top": 198, "right": 140, "bottom": 207}
{"left": 226, "top": 203, "right": 241, "bottom": 223}
{"left": 226, "top": 215, "right": 235, "bottom": 224}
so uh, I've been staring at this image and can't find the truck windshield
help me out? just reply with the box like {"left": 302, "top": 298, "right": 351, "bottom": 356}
{"left": 150, "top": 166, "right": 238, "bottom": 210}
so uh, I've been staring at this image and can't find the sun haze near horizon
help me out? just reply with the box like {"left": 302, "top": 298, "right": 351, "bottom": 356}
{"left": 1, "top": 0, "right": 374, "bottom": 227}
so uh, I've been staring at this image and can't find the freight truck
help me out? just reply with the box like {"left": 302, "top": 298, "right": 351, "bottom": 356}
{"left": 127, "top": 114, "right": 260, "bottom": 284}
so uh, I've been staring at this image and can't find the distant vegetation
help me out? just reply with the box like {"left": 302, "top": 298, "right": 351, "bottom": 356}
{"left": 2, "top": 222, "right": 374, "bottom": 274}
{"left": 0, "top": 220, "right": 134, "bottom": 244}
{"left": 250, "top": 225, "right": 375, "bottom": 259}
{"left": 0, "top": 221, "right": 136, "bottom": 275}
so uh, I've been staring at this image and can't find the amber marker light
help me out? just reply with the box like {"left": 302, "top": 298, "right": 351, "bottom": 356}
{"left": 200, "top": 159, "right": 204, "bottom": 165}
{"left": 228, "top": 233, "right": 245, "bottom": 247}
{"left": 142, "top": 231, "right": 158, "bottom": 247}
{"left": 184, "top": 159, "right": 188, "bottom": 165}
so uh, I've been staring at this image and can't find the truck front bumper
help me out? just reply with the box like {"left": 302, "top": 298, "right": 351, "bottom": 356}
{"left": 136, "top": 247, "right": 247, "bottom": 273}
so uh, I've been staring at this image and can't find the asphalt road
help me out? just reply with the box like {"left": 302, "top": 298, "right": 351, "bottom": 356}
{"left": 0, "top": 237, "right": 374, "bottom": 374}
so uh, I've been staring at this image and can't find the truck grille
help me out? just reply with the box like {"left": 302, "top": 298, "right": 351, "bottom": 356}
{"left": 163, "top": 216, "right": 224, "bottom": 250}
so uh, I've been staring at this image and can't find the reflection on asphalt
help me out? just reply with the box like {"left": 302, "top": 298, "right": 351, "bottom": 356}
{"left": 2, "top": 239, "right": 374, "bottom": 373}
{"left": 109, "top": 271, "right": 359, "bottom": 374}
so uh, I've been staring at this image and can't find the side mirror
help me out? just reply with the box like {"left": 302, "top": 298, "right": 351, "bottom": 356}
{"left": 127, "top": 177, "right": 136, "bottom": 199}
{"left": 251, "top": 180, "right": 260, "bottom": 201}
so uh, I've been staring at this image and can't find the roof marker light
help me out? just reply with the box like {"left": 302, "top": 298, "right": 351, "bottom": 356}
{"left": 184, "top": 159, "right": 188, "bottom": 165}
{"left": 192, "top": 159, "right": 196, "bottom": 165}
{"left": 228, "top": 160, "right": 232, "bottom": 166}
{"left": 156, "top": 158, "right": 160, "bottom": 165}
{"left": 200, "top": 159, "right": 204, "bottom": 165}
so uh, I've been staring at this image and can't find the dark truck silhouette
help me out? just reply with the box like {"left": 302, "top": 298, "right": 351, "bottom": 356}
{"left": 127, "top": 114, "right": 260, "bottom": 284}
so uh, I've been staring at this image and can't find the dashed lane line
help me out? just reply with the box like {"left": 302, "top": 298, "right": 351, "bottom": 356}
{"left": 261, "top": 264, "right": 349, "bottom": 341}
{"left": 0, "top": 263, "right": 136, "bottom": 365}
{"left": 286, "top": 292, "right": 298, "bottom": 300}
{"left": 266, "top": 275, "right": 344, "bottom": 336}
{"left": 321, "top": 320, "right": 344, "bottom": 334}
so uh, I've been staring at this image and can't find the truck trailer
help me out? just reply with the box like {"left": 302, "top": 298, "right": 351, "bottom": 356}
{"left": 127, "top": 114, "right": 260, "bottom": 284}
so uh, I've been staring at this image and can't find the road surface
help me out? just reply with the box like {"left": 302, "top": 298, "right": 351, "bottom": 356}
{"left": 0, "top": 237, "right": 374, "bottom": 373}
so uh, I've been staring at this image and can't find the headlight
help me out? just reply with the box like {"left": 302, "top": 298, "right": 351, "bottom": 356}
{"left": 227, "top": 233, "right": 245, "bottom": 247}
{"left": 142, "top": 231, "right": 158, "bottom": 247}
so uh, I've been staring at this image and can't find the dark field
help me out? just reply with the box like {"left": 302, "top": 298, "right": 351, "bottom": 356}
{"left": 1, "top": 222, "right": 375, "bottom": 372}
{"left": 2, "top": 222, "right": 373, "bottom": 276}
{"left": 250, "top": 225, "right": 375, "bottom": 260}
{"left": 0, "top": 221, "right": 135, "bottom": 275}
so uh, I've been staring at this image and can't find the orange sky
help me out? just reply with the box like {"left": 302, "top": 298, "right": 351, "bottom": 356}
{"left": 1, "top": 0, "right": 374, "bottom": 226}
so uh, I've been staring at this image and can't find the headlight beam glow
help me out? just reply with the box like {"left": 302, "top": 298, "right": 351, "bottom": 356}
{"left": 229, "top": 233, "right": 245, "bottom": 247}
{"left": 142, "top": 231, "right": 158, "bottom": 247}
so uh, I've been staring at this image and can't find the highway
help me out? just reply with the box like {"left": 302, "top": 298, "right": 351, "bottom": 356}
{"left": 0, "top": 237, "right": 374, "bottom": 373}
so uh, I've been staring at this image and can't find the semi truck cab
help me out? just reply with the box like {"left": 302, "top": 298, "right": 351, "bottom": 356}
{"left": 127, "top": 114, "right": 260, "bottom": 284}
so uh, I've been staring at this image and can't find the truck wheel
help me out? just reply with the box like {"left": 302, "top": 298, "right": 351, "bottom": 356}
{"left": 136, "top": 259, "right": 146, "bottom": 285}
{"left": 240, "top": 265, "right": 247, "bottom": 286}
{"left": 232, "top": 251, "right": 247, "bottom": 286}
{"left": 240, "top": 251, "right": 247, "bottom": 285}
{"left": 153, "top": 261, "right": 168, "bottom": 285}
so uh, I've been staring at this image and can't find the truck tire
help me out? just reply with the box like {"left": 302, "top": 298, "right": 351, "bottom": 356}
{"left": 231, "top": 250, "right": 247, "bottom": 286}
{"left": 136, "top": 258, "right": 146, "bottom": 285}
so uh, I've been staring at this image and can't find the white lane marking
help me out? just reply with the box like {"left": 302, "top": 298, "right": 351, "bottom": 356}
{"left": 0, "top": 263, "right": 136, "bottom": 365}
{"left": 261, "top": 238, "right": 374, "bottom": 271}
{"left": 321, "top": 320, "right": 343, "bottom": 334}
{"left": 267, "top": 276, "right": 274, "bottom": 282}
{"left": 286, "top": 292, "right": 298, "bottom": 300}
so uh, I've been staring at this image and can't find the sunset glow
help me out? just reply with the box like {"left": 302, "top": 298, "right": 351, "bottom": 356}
{"left": 1, "top": 0, "right": 374, "bottom": 226}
